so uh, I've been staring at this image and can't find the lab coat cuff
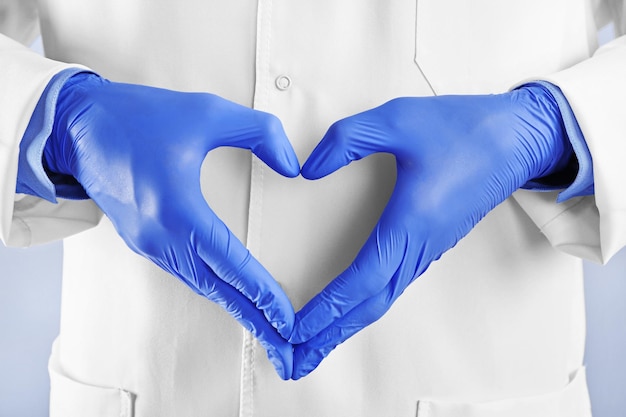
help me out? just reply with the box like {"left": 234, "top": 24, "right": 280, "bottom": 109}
{"left": 16, "top": 68, "right": 90, "bottom": 203}
{"left": 519, "top": 81, "right": 594, "bottom": 203}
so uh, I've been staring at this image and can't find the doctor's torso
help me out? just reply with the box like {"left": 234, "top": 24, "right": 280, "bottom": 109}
{"left": 41, "top": 1, "right": 594, "bottom": 416}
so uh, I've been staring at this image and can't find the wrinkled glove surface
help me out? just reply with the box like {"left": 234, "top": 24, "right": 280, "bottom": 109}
{"left": 45, "top": 73, "right": 300, "bottom": 380}
{"left": 290, "top": 85, "right": 571, "bottom": 379}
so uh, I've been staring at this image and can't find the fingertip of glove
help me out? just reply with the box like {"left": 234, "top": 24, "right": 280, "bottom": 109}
{"left": 300, "top": 162, "right": 324, "bottom": 181}
{"left": 277, "top": 362, "right": 292, "bottom": 381}
{"left": 285, "top": 159, "right": 301, "bottom": 178}
{"left": 274, "top": 152, "right": 300, "bottom": 178}
{"left": 267, "top": 349, "right": 293, "bottom": 380}
{"left": 290, "top": 371, "right": 304, "bottom": 381}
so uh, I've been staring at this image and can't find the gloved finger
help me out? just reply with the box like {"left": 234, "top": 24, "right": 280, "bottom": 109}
{"left": 289, "top": 219, "right": 405, "bottom": 344}
{"left": 290, "top": 175, "right": 430, "bottom": 345}
{"left": 292, "top": 250, "right": 423, "bottom": 380}
{"left": 248, "top": 112, "right": 301, "bottom": 178}
{"left": 198, "top": 263, "right": 294, "bottom": 380}
{"left": 291, "top": 282, "right": 398, "bottom": 380}
{"left": 301, "top": 114, "right": 392, "bottom": 180}
{"left": 192, "top": 210, "right": 295, "bottom": 339}
{"left": 209, "top": 103, "right": 300, "bottom": 178}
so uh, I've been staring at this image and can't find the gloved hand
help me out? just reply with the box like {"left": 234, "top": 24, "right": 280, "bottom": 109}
{"left": 44, "top": 73, "right": 300, "bottom": 379}
{"left": 290, "top": 84, "right": 572, "bottom": 379}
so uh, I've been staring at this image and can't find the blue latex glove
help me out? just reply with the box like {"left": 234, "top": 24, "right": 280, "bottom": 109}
{"left": 290, "top": 84, "right": 572, "bottom": 379}
{"left": 44, "top": 73, "right": 300, "bottom": 379}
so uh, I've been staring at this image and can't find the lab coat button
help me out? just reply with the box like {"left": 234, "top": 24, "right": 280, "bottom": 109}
{"left": 275, "top": 75, "right": 292, "bottom": 91}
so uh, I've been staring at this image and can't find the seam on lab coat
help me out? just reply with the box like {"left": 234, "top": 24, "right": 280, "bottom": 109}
{"left": 240, "top": 1, "right": 275, "bottom": 414}
{"left": 413, "top": 0, "right": 437, "bottom": 97}
{"left": 8, "top": 214, "right": 31, "bottom": 247}
{"left": 538, "top": 197, "right": 589, "bottom": 231}
{"left": 414, "top": 367, "right": 591, "bottom": 417}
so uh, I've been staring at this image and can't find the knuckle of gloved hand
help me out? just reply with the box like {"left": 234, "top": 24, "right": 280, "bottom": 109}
{"left": 381, "top": 98, "right": 414, "bottom": 132}
{"left": 257, "top": 112, "right": 285, "bottom": 141}
{"left": 195, "top": 92, "right": 228, "bottom": 120}
{"left": 385, "top": 96, "right": 409, "bottom": 108}
{"left": 326, "top": 118, "right": 357, "bottom": 146}
{"left": 383, "top": 97, "right": 413, "bottom": 114}
{"left": 197, "top": 92, "right": 220, "bottom": 107}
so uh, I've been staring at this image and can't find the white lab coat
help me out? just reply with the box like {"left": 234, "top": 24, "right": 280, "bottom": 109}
{"left": 1, "top": 1, "right": 625, "bottom": 416}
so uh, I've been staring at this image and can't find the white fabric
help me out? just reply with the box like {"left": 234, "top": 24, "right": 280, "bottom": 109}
{"left": 49, "top": 340, "right": 135, "bottom": 417}
{"left": 1, "top": 1, "right": 624, "bottom": 416}
{"left": 416, "top": 367, "right": 591, "bottom": 417}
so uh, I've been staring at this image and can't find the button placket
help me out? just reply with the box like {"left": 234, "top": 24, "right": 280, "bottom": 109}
{"left": 240, "top": 1, "right": 274, "bottom": 416}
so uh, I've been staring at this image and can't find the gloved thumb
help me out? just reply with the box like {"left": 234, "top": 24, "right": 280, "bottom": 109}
{"left": 248, "top": 113, "right": 300, "bottom": 178}
{"left": 206, "top": 100, "right": 300, "bottom": 178}
{"left": 301, "top": 115, "right": 387, "bottom": 180}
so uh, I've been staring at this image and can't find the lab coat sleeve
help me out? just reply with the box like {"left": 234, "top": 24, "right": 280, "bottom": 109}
{"left": 0, "top": 33, "right": 101, "bottom": 247}
{"left": 512, "top": 34, "right": 626, "bottom": 264}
